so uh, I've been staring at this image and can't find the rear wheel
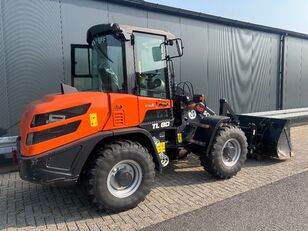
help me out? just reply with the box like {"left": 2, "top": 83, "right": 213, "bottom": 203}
{"left": 200, "top": 125, "right": 248, "bottom": 179}
{"left": 84, "top": 140, "right": 155, "bottom": 212}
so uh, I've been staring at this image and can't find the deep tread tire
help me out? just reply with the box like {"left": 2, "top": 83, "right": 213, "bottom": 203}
{"left": 84, "top": 140, "right": 155, "bottom": 212}
{"left": 200, "top": 125, "right": 248, "bottom": 179}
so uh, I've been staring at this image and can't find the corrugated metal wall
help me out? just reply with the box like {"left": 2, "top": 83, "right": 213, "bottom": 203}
{"left": 205, "top": 26, "right": 279, "bottom": 113}
{"left": 283, "top": 37, "right": 308, "bottom": 109}
{"left": 0, "top": 0, "right": 64, "bottom": 136}
{"left": 105, "top": 2, "right": 280, "bottom": 113}
{"left": 0, "top": 1, "right": 10, "bottom": 138}
{"left": 0, "top": 0, "right": 306, "bottom": 137}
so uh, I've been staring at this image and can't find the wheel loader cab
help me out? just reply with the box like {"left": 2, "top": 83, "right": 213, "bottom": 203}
{"left": 70, "top": 24, "right": 184, "bottom": 134}
{"left": 80, "top": 24, "right": 183, "bottom": 97}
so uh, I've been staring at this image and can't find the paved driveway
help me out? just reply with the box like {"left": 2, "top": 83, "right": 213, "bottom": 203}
{"left": 0, "top": 126, "right": 308, "bottom": 230}
{"left": 143, "top": 170, "right": 308, "bottom": 231}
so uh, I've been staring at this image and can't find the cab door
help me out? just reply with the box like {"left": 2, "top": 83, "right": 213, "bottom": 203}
{"left": 133, "top": 32, "right": 173, "bottom": 132}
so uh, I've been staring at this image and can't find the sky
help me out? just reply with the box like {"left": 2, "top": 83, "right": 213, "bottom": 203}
{"left": 146, "top": 0, "right": 308, "bottom": 34}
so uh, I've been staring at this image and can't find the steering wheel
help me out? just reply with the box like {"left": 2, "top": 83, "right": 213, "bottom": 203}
{"left": 143, "top": 71, "right": 161, "bottom": 79}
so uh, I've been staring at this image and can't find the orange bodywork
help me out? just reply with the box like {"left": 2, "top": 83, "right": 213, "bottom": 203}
{"left": 103, "top": 94, "right": 139, "bottom": 130}
{"left": 20, "top": 92, "right": 108, "bottom": 156}
{"left": 137, "top": 96, "right": 172, "bottom": 122}
{"left": 20, "top": 92, "right": 172, "bottom": 157}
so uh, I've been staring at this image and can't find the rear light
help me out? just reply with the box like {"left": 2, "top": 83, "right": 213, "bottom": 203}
{"left": 26, "top": 120, "right": 81, "bottom": 145}
{"left": 31, "top": 103, "right": 90, "bottom": 127}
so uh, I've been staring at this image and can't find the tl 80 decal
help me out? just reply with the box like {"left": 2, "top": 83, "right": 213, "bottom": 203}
{"left": 152, "top": 121, "right": 170, "bottom": 129}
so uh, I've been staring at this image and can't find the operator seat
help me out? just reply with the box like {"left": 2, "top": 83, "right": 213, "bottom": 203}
{"left": 98, "top": 66, "right": 120, "bottom": 93}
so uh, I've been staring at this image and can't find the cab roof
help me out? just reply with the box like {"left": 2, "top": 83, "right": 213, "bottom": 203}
{"left": 87, "top": 23, "right": 176, "bottom": 44}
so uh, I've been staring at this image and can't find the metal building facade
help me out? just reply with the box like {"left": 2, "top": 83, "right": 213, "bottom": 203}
{"left": 0, "top": 0, "right": 308, "bottom": 139}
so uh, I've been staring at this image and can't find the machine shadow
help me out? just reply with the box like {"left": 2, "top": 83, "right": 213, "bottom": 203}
{"left": 153, "top": 154, "right": 284, "bottom": 187}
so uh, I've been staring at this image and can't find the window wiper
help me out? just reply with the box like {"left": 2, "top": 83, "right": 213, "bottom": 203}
{"left": 93, "top": 39, "right": 114, "bottom": 63}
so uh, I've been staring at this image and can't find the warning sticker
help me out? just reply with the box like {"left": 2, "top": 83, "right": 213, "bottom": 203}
{"left": 177, "top": 133, "right": 183, "bottom": 143}
{"left": 156, "top": 142, "right": 166, "bottom": 153}
{"left": 89, "top": 113, "right": 98, "bottom": 127}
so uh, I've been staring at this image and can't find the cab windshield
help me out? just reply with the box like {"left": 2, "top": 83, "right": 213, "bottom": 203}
{"left": 91, "top": 34, "right": 125, "bottom": 93}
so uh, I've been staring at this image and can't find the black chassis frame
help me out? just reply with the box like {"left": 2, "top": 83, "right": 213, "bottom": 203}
{"left": 17, "top": 127, "right": 162, "bottom": 186}
{"left": 164, "top": 99, "right": 240, "bottom": 158}
{"left": 172, "top": 99, "right": 244, "bottom": 157}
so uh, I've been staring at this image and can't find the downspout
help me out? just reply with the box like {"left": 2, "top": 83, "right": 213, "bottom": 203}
{"left": 278, "top": 34, "right": 286, "bottom": 110}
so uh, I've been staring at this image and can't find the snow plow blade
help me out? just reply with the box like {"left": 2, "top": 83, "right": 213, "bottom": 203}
{"left": 238, "top": 108, "right": 308, "bottom": 160}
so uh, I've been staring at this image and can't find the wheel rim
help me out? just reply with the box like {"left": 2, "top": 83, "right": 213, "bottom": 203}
{"left": 221, "top": 138, "right": 241, "bottom": 167}
{"left": 107, "top": 160, "right": 143, "bottom": 198}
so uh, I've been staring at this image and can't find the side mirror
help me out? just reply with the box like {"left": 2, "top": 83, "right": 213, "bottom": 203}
{"left": 175, "top": 38, "right": 184, "bottom": 57}
{"left": 152, "top": 46, "right": 163, "bottom": 62}
{"left": 166, "top": 38, "right": 184, "bottom": 59}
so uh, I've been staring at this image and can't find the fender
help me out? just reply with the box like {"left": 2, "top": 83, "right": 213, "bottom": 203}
{"left": 18, "top": 127, "right": 161, "bottom": 186}
{"left": 191, "top": 115, "right": 231, "bottom": 155}
{"left": 111, "top": 127, "right": 162, "bottom": 171}
{"left": 73, "top": 127, "right": 162, "bottom": 176}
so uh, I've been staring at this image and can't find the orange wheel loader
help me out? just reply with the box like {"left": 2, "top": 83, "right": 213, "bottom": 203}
{"left": 17, "top": 24, "right": 293, "bottom": 212}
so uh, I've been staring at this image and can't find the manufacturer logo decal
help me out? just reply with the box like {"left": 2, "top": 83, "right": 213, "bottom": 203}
{"left": 145, "top": 103, "right": 155, "bottom": 108}
{"left": 152, "top": 121, "right": 170, "bottom": 129}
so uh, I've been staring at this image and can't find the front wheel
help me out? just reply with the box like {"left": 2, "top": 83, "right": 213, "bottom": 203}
{"left": 200, "top": 125, "right": 248, "bottom": 179}
{"left": 84, "top": 140, "right": 155, "bottom": 212}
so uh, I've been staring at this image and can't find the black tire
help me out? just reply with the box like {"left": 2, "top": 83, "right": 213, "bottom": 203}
{"left": 199, "top": 155, "right": 215, "bottom": 175}
{"left": 200, "top": 125, "right": 248, "bottom": 179}
{"left": 84, "top": 140, "right": 155, "bottom": 212}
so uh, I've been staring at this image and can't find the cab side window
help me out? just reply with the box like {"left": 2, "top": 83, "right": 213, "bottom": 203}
{"left": 134, "top": 33, "right": 169, "bottom": 99}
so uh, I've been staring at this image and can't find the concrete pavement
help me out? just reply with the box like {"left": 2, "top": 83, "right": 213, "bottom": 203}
{"left": 0, "top": 125, "right": 308, "bottom": 230}
{"left": 143, "top": 170, "right": 308, "bottom": 231}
